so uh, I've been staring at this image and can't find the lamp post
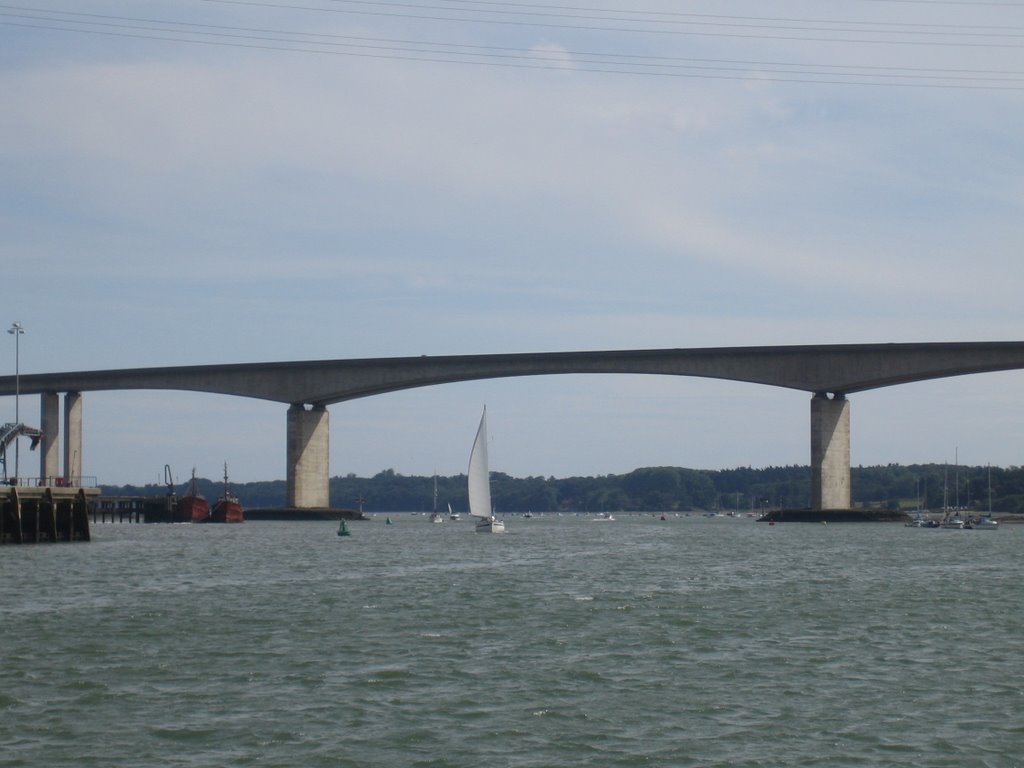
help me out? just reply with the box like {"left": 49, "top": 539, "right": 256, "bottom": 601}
{"left": 8, "top": 321, "right": 24, "bottom": 484}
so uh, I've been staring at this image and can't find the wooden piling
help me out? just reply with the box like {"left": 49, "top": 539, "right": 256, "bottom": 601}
{"left": 0, "top": 486, "right": 96, "bottom": 544}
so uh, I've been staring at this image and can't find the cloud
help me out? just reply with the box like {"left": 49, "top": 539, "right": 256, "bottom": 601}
{"left": 3, "top": 2, "right": 1024, "bottom": 484}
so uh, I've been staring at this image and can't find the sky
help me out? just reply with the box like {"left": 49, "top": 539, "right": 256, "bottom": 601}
{"left": 2, "top": 0, "right": 1024, "bottom": 488}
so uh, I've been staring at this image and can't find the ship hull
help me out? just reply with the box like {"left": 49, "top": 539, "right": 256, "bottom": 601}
{"left": 208, "top": 498, "right": 244, "bottom": 523}
{"left": 175, "top": 496, "right": 209, "bottom": 523}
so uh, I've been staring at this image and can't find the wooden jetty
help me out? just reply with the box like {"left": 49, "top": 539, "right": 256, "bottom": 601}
{"left": 1, "top": 485, "right": 98, "bottom": 544}
{"left": 95, "top": 494, "right": 176, "bottom": 524}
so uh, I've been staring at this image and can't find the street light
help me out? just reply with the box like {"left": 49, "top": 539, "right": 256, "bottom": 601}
{"left": 8, "top": 321, "right": 24, "bottom": 484}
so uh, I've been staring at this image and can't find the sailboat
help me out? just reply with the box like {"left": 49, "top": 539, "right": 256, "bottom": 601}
{"left": 939, "top": 460, "right": 964, "bottom": 529}
{"left": 468, "top": 407, "right": 505, "bottom": 534}
{"left": 429, "top": 474, "right": 444, "bottom": 523}
{"left": 966, "top": 465, "right": 999, "bottom": 530}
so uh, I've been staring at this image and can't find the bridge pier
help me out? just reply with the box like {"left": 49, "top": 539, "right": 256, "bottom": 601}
{"left": 40, "top": 392, "right": 60, "bottom": 482}
{"left": 810, "top": 392, "right": 851, "bottom": 510}
{"left": 286, "top": 404, "right": 329, "bottom": 508}
{"left": 64, "top": 391, "right": 83, "bottom": 484}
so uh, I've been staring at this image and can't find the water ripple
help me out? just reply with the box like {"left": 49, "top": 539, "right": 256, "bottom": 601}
{"left": 2, "top": 517, "right": 1022, "bottom": 766}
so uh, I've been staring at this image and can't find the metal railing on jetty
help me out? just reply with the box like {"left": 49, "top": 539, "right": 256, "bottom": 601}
{"left": 3, "top": 476, "right": 99, "bottom": 489}
{"left": 0, "top": 485, "right": 97, "bottom": 544}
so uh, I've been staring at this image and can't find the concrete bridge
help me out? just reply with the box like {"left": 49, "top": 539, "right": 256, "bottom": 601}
{"left": 2, "top": 341, "right": 1024, "bottom": 509}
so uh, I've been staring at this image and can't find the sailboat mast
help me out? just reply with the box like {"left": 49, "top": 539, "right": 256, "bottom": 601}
{"left": 955, "top": 448, "right": 960, "bottom": 511}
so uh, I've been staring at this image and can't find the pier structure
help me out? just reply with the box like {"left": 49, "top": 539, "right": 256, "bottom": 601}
{"left": 3, "top": 342, "right": 1024, "bottom": 512}
{"left": 1, "top": 393, "right": 83, "bottom": 488}
{"left": 0, "top": 486, "right": 96, "bottom": 544}
{"left": 94, "top": 494, "right": 176, "bottom": 523}
{"left": 1, "top": 394, "right": 95, "bottom": 543}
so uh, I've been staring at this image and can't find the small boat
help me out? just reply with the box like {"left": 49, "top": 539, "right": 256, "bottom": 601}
{"left": 448, "top": 503, "right": 459, "bottom": 521}
{"left": 337, "top": 519, "right": 351, "bottom": 536}
{"left": 905, "top": 511, "right": 936, "bottom": 528}
{"left": 175, "top": 468, "right": 209, "bottom": 523}
{"left": 937, "top": 461, "right": 963, "bottom": 528}
{"left": 966, "top": 466, "right": 1000, "bottom": 530}
{"left": 593, "top": 512, "right": 615, "bottom": 521}
{"left": 386, "top": 516, "right": 393, "bottom": 525}
{"left": 429, "top": 475, "right": 444, "bottom": 523}
{"left": 468, "top": 407, "right": 505, "bottom": 534}
{"left": 939, "top": 514, "right": 965, "bottom": 529}
{"left": 206, "top": 463, "right": 244, "bottom": 523}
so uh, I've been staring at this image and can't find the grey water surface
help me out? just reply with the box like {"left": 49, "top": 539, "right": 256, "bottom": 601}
{"left": 2, "top": 515, "right": 1022, "bottom": 767}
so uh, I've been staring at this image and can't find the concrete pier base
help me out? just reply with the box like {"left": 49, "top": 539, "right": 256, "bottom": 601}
{"left": 811, "top": 393, "right": 851, "bottom": 510}
{"left": 287, "top": 404, "right": 329, "bottom": 508}
{"left": 758, "top": 508, "right": 908, "bottom": 523}
{"left": 245, "top": 507, "right": 368, "bottom": 521}
{"left": 40, "top": 392, "right": 60, "bottom": 482}
{"left": 64, "top": 391, "right": 83, "bottom": 484}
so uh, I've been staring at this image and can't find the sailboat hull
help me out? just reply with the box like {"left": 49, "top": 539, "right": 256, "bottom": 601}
{"left": 474, "top": 517, "right": 505, "bottom": 534}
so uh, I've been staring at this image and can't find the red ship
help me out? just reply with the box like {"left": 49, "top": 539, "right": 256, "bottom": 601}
{"left": 207, "top": 464, "right": 244, "bottom": 523}
{"left": 175, "top": 469, "right": 209, "bottom": 523}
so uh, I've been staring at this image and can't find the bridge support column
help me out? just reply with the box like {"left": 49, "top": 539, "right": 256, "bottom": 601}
{"left": 810, "top": 392, "right": 850, "bottom": 510}
{"left": 64, "top": 391, "right": 82, "bottom": 485}
{"left": 40, "top": 392, "right": 60, "bottom": 484}
{"left": 287, "top": 404, "right": 329, "bottom": 508}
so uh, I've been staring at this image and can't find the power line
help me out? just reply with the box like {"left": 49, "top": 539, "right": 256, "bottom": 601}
{"left": 416, "top": 0, "right": 1024, "bottom": 21}
{"left": 2, "top": 4, "right": 1022, "bottom": 89}
{"left": 214, "top": 0, "right": 1024, "bottom": 34}
{"left": 12, "top": 4, "right": 1024, "bottom": 54}
{"left": 854, "top": 0, "right": 1023, "bottom": 6}
{"left": 8, "top": 3, "right": 1024, "bottom": 44}
{"left": 192, "top": 0, "right": 1024, "bottom": 46}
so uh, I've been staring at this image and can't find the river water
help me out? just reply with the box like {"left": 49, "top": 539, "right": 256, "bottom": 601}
{"left": 2, "top": 515, "right": 1022, "bottom": 767}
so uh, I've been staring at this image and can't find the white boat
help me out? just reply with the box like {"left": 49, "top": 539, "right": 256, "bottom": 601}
{"left": 593, "top": 512, "right": 615, "bottom": 521}
{"left": 448, "top": 502, "right": 460, "bottom": 521}
{"left": 429, "top": 475, "right": 444, "bottom": 523}
{"left": 468, "top": 407, "right": 505, "bottom": 534}
{"left": 938, "top": 462, "right": 963, "bottom": 528}
{"left": 906, "top": 511, "right": 938, "bottom": 528}
{"left": 966, "top": 466, "right": 999, "bottom": 529}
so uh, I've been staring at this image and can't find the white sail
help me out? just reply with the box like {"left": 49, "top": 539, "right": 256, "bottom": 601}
{"left": 468, "top": 407, "right": 492, "bottom": 520}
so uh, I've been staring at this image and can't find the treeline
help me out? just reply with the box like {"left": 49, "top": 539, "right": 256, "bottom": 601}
{"left": 101, "top": 463, "right": 1024, "bottom": 514}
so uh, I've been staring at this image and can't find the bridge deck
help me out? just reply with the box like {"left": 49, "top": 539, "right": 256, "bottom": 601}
{"left": 2, "top": 342, "right": 1024, "bottom": 405}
